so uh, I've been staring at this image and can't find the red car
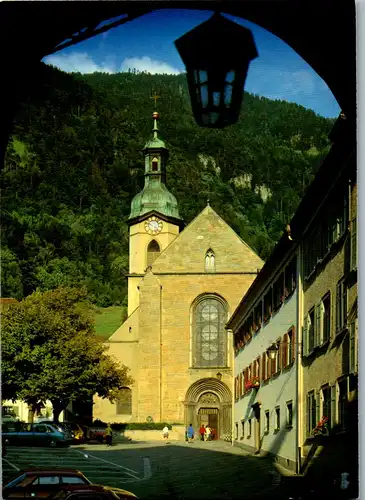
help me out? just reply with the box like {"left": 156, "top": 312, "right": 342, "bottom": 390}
{"left": 51, "top": 484, "right": 137, "bottom": 500}
{"left": 2, "top": 468, "right": 137, "bottom": 500}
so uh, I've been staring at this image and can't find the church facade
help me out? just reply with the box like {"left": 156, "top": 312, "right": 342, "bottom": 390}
{"left": 93, "top": 111, "right": 263, "bottom": 439}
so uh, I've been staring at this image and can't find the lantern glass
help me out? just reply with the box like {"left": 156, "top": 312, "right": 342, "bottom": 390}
{"left": 175, "top": 13, "right": 258, "bottom": 128}
{"left": 267, "top": 346, "right": 278, "bottom": 360}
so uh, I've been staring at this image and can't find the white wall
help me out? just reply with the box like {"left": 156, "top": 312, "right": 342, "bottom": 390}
{"left": 234, "top": 286, "right": 298, "bottom": 464}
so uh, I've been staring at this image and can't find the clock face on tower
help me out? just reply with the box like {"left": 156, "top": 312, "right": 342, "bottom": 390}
{"left": 144, "top": 216, "right": 163, "bottom": 235}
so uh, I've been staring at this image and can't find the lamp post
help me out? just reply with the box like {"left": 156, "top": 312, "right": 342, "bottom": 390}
{"left": 267, "top": 344, "right": 279, "bottom": 360}
{"left": 174, "top": 12, "right": 258, "bottom": 128}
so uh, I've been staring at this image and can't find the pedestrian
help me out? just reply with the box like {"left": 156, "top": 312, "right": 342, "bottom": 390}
{"left": 162, "top": 425, "right": 169, "bottom": 442}
{"left": 199, "top": 424, "right": 205, "bottom": 441}
{"left": 205, "top": 425, "right": 211, "bottom": 441}
{"left": 211, "top": 427, "right": 215, "bottom": 440}
{"left": 187, "top": 423, "right": 194, "bottom": 443}
{"left": 105, "top": 423, "right": 113, "bottom": 447}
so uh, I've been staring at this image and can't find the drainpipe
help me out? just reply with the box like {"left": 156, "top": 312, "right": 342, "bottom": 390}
{"left": 160, "top": 284, "right": 162, "bottom": 422}
{"left": 227, "top": 328, "right": 235, "bottom": 446}
{"left": 296, "top": 246, "right": 303, "bottom": 474}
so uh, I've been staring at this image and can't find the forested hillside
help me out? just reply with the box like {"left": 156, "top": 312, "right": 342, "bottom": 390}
{"left": 1, "top": 63, "right": 335, "bottom": 307}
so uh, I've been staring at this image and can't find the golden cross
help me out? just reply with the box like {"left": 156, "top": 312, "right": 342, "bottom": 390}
{"left": 151, "top": 92, "right": 160, "bottom": 107}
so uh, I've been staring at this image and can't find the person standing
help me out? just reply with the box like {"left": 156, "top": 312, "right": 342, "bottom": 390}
{"left": 199, "top": 424, "right": 205, "bottom": 441}
{"left": 162, "top": 425, "right": 169, "bottom": 441}
{"left": 187, "top": 423, "right": 194, "bottom": 443}
{"left": 205, "top": 425, "right": 211, "bottom": 441}
{"left": 105, "top": 423, "right": 113, "bottom": 447}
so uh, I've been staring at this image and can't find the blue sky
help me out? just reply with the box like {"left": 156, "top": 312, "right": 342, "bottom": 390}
{"left": 43, "top": 9, "right": 340, "bottom": 118}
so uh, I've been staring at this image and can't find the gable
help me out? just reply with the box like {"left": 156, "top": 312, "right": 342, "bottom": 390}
{"left": 152, "top": 205, "right": 264, "bottom": 274}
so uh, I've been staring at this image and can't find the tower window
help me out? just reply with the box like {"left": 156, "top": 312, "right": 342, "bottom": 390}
{"left": 151, "top": 157, "right": 159, "bottom": 171}
{"left": 205, "top": 249, "right": 215, "bottom": 272}
{"left": 147, "top": 239, "right": 160, "bottom": 267}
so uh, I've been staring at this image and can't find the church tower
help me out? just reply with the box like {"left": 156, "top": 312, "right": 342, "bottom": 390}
{"left": 127, "top": 111, "right": 184, "bottom": 314}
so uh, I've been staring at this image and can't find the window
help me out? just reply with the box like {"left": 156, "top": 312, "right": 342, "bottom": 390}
{"left": 235, "top": 423, "right": 238, "bottom": 440}
{"left": 338, "top": 379, "right": 348, "bottom": 431}
{"left": 322, "top": 293, "right": 331, "bottom": 343}
{"left": 273, "top": 273, "right": 284, "bottom": 311}
{"left": 38, "top": 476, "right": 61, "bottom": 485}
{"left": 350, "top": 217, "right": 357, "bottom": 269}
{"left": 282, "top": 328, "right": 295, "bottom": 368}
{"left": 248, "top": 419, "right": 252, "bottom": 437}
{"left": 193, "top": 296, "right": 227, "bottom": 367}
{"left": 286, "top": 401, "right": 293, "bottom": 427}
{"left": 254, "top": 357, "right": 261, "bottom": 382}
{"left": 265, "top": 411, "right": 270, "bottom": 434}
{"left": 284, "top": 256, "right": 297, "bottom": 297}
{"left": 147, "top": 239, "right": 160, "bottom": 267}
{"left": 322, "top": 386, "right": 332, "bottom": 429}
{"left": 336, "top": 278, "right": 347, "bottom": 333}
{"left": 116, "top": 387, "right": 132, "bottom": 415}
{"left": 151, "top": 157, "right": 159, "bottom": 171}
{"left": 205, "top": 249, "right": 215, "bottom": 272}
{"left": 275, "top": 407, "right": 280, "bottom": 430}
{"left": 241, "top": 420, "right": 244, "bottom": 438}
{"left": 264, "top": 352, "right": 271, "bottom": 380}
{"left": 61, "top": 477, "right": 88, "bottom": 485}
{"left": 349, "top": 320, "right": 357, "bottom": 373}
{"left": 33, "top": 424, "right": 47, "bottom": 433}
{"left": 253, "top": 302, "right": 262, "bottom": 331}
{"left": 263, "top": 288, "right": 272, "bottom": 322}
{"left": 307, "top": 391, "right": 317, "bottom": 436}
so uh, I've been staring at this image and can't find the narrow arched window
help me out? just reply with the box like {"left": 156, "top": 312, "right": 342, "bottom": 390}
{"left": 205, "top": 249, "right": 215, "bottom": 272}
{"left": 151, "top": 157, "right": 159, "bottom": 172}
{"left": 147, "top": 239, "right": 160, "bottom": 267}
{"left": 193, "top": 296, "right": 227, "bottom": 368}
{"left": 116, "top": 387, "right": 132, "bottom": 415}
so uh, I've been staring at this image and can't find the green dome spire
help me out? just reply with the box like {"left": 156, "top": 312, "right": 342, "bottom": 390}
{"left": 129, "top": 111, "right": 182, "bottom": 221}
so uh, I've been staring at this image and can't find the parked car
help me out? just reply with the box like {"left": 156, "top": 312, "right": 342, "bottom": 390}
{"left": 2, "top": 422, "right": 73, "bottom": 447}
{"left": 3, "top": 469, "right": 137, "bottom": 500}
{"left": 3, "top": 468, "right": 91, "bottom": 499}
{"left": 38, "top": 421, "right": 77, "bottom": 441}
{"left": 50, "top": 484, "right": 137, "bottom": 500}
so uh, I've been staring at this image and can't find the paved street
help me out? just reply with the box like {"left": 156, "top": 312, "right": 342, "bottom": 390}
{"left": 3, "top": 440, "right": 281, "bottom": 499}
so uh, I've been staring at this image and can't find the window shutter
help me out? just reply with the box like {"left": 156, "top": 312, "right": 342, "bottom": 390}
{"left": 282, "top": 333, "right": 288, "bottom": 368}
{"left": 262, "top": 353, "right": 266, "bottom": 380}
{"left": 303, "top": 316, "right": 308, "bottom": 356}
{"left": 331, "top": 385, "right": 337, "bottom": 429}
{"left": 336, "top": 283, "right": 341, "bottom": 332}
{"left": 277, "top": 341, "right": 281, "bottom": 371}
{"left": 305, "top": 394, "right": 310, "bottom": 437}
{"left": 257, "top": 357, "right": 261, "bottom": 382}
{"left": 291, "top": 327, "right": 296, "bottom": 362}
{"left": 315, "top": 303, "right": 321, "bottom": 347}
{"left": 316, "top": 390, "right": 321, "bottom": 424}
{"left": 267, "top": 353, "right": 272, "bottom": 378}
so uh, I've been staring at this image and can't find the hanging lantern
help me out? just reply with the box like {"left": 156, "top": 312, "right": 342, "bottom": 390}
{"left": 174, "top": 12, "right": 258, "bottom": 128}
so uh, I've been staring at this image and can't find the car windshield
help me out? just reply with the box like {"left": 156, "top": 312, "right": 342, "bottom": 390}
{"left": 5, "top": 474, "right": 28, "bottom": 488}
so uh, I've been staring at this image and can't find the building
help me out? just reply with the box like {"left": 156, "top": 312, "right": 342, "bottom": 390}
{"left": 299, "top": 115, "right": 357, "bottom": 483}
{"left": 227, "top": 236, "right": 298, "bottom": 470}
{"left": 227, "top": 113, "right": 358, "bottom": 479}
{"left": 93, "top": 111, "right": 263, "bottom": 438}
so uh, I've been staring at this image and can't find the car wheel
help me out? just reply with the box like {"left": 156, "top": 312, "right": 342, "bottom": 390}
{"left": 49, "top": 439, "right": 58, "bottom": 448}
{"left": 4, "top": 438, "right": 10, "bottom": 445}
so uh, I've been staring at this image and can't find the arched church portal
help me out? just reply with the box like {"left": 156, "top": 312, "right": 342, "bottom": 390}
{"left": 184, "top": 378, "right": 232, "bottom": 441}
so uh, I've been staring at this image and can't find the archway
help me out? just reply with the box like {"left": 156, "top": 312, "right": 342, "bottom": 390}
{"left": 184, "top": 377, "right": 232, "bottom": 441}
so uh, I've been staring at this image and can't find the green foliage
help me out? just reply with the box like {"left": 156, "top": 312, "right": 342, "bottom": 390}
{"left": 1, "top": 286, "right": 133, "bottom": 420}
{"left": 1, "top": 63, "right": 334, "bottom": 306}
{"left": 91, "top": 420, "right": 178, "bottom": 431}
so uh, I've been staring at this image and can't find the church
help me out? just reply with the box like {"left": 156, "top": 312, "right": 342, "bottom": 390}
{"left": 93, "top": 111, "right": 263, "bottom": 440}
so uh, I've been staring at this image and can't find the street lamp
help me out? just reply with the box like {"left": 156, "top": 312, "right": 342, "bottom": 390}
{"left": 174, "top": 12, "right": 258, "bottom": 128}
{"left": 267, "top": 344, "right": 279, "bottom": 360}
